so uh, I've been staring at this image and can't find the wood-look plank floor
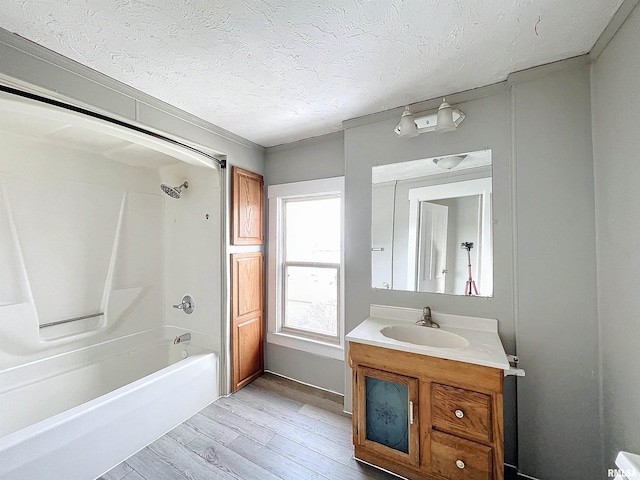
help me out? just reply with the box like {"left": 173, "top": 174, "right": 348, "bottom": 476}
{"left": 100, "top": 373, "right": 399, "bottom": 480}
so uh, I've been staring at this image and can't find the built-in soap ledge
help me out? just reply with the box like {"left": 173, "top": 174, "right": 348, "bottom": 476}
{"left": 0, "top": 303, "right": 32, "bottom": 315}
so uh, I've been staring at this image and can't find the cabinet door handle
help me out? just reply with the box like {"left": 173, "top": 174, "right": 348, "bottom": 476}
{"left": 456, "top": 460, "right": 465, "bottom": 469}
{"left": 455, "top": 409, "right": 464, "bottom": 419}
{"left": 409, "top": 401, "right": 415, "bottom": 425}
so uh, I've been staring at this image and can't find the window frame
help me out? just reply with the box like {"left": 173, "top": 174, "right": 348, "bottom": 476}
{"left": 267, "top": 177, "right": 345, "bottom": 360}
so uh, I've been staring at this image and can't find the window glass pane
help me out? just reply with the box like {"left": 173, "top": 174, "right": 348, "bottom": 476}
{"left": 365, "top": 377, "right": 409, "bottom": 454}
{"left": 285, "top": 197, "right": 340, "bottom": 263}
{"left": 284, "top": 265, "right": 338, "bottom": 336}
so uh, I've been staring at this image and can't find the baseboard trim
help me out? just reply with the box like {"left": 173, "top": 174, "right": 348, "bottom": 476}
{"left": 505, "top": 464, "right": 540, "bottom": 480}
{"left": 263, "top": 369, "right": 344, "bottom": 400}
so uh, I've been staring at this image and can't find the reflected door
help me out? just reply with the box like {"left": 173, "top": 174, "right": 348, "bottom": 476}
{"left": 355, "top": 366, "right": 419, "bottom": 466}
{"left": 417, "top": 202, "right": 448, "bottom": 293}
{"left": 371, "top": 182, "right": 395, "bottom": 289}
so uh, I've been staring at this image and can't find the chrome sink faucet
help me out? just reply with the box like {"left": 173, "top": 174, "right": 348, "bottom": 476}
{"left": 416, "top": 306, "right": 440, "bottom": 328}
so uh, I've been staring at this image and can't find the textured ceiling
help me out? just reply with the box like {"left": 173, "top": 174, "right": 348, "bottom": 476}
{"left": 0, "top": 0, "right": 623, "bottom": 147}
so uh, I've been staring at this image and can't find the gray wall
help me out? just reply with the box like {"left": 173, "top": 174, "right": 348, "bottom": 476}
{"left": 265, "top": 132, "right": 344, "bottom": 185}
{"left": 592, "top": 3, "right": 640, "bottom": 469}
{"left": 512, "top": 65, "right": 601, "bottom": 478}
{"left": 264, "top": 132, "right": 345, "bottom": 393}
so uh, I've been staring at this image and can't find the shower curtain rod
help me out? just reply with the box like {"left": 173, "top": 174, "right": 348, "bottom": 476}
{"left": 0, "top": 84, "right": 227, "bottom": 169}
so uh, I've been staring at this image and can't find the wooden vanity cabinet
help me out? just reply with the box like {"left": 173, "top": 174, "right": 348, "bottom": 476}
{"left": 349, "top": 342, "right": 504, "bottom": 480}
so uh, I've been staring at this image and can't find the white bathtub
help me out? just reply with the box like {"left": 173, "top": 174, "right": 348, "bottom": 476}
{"left": 0, "top": 332, "right": 219, "bottom": 480}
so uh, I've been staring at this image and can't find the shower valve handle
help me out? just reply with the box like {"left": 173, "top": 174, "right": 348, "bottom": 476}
{"left": 173, "top": 295, "right": 194, "bottom": 314}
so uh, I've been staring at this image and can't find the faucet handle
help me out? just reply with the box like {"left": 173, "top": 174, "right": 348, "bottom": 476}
{"left": 173, "top": 295, "right": 194, "bottom": 314}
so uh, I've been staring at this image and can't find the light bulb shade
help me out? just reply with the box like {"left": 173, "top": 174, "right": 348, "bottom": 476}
{"left": 433, "top": 155, "right": 466, "bottom": 170}
{"left": 396, "top": 107, "right": 418, "bottom": 137}
{"left": 435, "top": 99, "right": 456, "bottom": 133}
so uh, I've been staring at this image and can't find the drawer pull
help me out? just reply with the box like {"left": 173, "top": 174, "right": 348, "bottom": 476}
{"left": 456, "top": 459, "right": 465, "bottom": 469}
{"left": 455, "top": 409, "right": 464, "bottom": 419}
{"left": 409, "top": 401, "right": 415, "bottom": 425}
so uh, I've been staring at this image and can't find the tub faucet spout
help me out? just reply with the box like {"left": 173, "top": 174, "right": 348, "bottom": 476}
{"left": 174, "top": 333, "right": 191, "bottom": 344}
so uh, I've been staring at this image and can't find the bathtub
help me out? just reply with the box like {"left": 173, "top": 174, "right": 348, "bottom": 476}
{"left": 0, "top": 331, "right": 219, "bottom": 480}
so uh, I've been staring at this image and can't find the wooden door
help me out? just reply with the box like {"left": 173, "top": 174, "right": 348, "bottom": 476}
{"left": 231, "top": 167, "right": 264, "bottom": 245}
{"left": 231, "top": 252, "right": 264, "bottom": 392}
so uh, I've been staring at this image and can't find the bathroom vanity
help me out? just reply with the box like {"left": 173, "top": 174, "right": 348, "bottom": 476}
{"left": 347, "top": 305, "right": 514, "bottom": 480}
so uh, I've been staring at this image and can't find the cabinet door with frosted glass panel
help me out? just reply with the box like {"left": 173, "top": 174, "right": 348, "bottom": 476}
{"left": 355, "top": 366, "right": 420, "bottom": 466}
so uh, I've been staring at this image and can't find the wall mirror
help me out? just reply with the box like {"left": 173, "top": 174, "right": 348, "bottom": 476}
{"left": 371, "top": 149, "right": 493, "bottom": 296}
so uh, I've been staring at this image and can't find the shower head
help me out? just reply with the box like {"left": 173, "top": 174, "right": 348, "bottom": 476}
{"left": 160, "top": 181, "right": 188, "bottom": 199}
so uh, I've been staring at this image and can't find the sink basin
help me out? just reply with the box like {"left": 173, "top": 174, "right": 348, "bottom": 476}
{"left": 380, "top": 325, "right": 469, "bottom": 349}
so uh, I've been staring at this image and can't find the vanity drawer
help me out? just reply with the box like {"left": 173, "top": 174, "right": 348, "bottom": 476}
{"left": 432, "top": 383, "right": 492, "bottom": 443}
{"left": 431, "top": 430, "right": 493, "bottom": 480}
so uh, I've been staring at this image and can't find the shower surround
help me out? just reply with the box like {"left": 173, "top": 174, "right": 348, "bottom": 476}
{"left": 0, "top": 90, "right": 224, "bottom": 478}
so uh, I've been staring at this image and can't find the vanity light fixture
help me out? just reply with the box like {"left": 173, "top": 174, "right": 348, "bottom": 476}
{"left": 433, "top": 155, "right": 466, "bottom": 170}
{"left": 435, "top": 98, "right": 457, "bottom": 132}
{"left": 394, "top": 98, "right": 465, "bottom": 137}
{"left": 396, "top": 107, "right": 419, "bottom": 137}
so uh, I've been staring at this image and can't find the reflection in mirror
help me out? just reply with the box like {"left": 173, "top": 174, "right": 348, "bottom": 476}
{"left": 371, "top": 150, "right": 493, "bottom": 296}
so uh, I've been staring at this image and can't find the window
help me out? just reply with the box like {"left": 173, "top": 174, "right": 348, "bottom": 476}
{"left": 267, "top": 177, "right": 344, "bottom": 360}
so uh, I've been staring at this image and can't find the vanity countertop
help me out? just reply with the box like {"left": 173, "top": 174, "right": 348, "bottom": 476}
{"left": 346, "top": 304, "right": 510, "bottom": 371}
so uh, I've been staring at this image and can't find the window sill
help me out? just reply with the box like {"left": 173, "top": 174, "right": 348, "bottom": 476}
{"left": 267, "top": 331, "right": 344, "bottom": 361}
